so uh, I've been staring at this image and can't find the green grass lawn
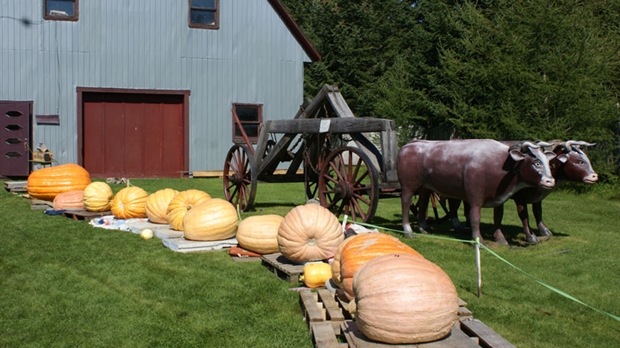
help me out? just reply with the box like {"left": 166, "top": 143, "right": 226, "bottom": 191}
{"left": 1, "top": 177, "right": 619, "bottom": 347}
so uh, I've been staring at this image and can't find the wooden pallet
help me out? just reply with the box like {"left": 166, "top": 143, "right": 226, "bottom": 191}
{"left": 299, "top": 289, "right": 515, "bottom": 348}
{"left": 4, "top": 181, "right": 27, "bottom": 193}
{"left": 62, "top": 210, "right": 111, "bottom": 221}
{"left": 261, "top": 252, "right": 305, "bottom": 283}
{"left": 30, "top": 199, "right": 53, "bottom": 210}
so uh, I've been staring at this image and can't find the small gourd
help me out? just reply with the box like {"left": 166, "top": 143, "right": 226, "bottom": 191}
{"left": 302, "top": 262, "right": 332, "bottom": 288}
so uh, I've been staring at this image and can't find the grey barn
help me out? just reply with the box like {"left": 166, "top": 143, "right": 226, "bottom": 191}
{"left": 0, "top": 0, "right": 320, "bottom": 178}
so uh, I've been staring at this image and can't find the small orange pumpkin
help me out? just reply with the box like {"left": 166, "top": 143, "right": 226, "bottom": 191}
{"left": 110, "top": 186, "right": 148, "bottom": 219}
{"left": 52, "top": 190, "right": 85, "bottom": 210}
{"left": 340, "top": 233, "right": 423, "bottom": 300}
{"left": 183, "top": 198, "right": 238, "bottom": 241}
{"left": 353, "top": 253, "right": 459, "bottom": 344}
{"left": 277, "top": 204, "right": 344, "bottom": 263}
{"left": 145, "top": 188, "right": 179, "bottom": 224}
{"left": 166, "top": 189, "right": 212, "bottom": 231}
{"left": 27, "top": 164, "right": 91, "bottom": 201}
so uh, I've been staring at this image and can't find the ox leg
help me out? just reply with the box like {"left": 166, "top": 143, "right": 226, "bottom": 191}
{"left": 448, "top": 199, "right": 465, "bottom": 235}
{"left": 516, "top": 201, "right": 539, "bottom": 245}
{"left": 532, "top": 202, "right": 552, "bottom": 237}
{"left": 468, "top": 205, "right": 485, "bottom": 245}
{"left": 493, "top": 205, "right": 509, "bottom": 246}
{"left": 401, "top": 187, "right": 416, "bottom": 238}
{"left": 417, "top": 189, "right": 432, "bottom": 235}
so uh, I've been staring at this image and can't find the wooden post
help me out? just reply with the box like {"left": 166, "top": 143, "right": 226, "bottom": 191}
{"left": 475, "top": 237, "right": 482, "bottom": 297}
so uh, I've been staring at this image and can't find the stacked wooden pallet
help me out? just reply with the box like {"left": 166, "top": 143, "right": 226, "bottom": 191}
{"left": 299, "top": 288, "right": 516, "bottom": 348}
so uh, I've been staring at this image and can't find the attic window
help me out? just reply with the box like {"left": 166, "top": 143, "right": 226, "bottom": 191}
{"left": 189, "top": 0, "right": 219, "bottom": 30}
{"left": 44, "top": 0, "right": 79, "bottom": 21}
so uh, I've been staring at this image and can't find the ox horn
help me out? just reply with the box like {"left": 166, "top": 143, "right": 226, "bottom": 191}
{"left": 570, "top": 140, "right": 596, "bottom": 147}
{"left": 520, "top": 141, "right": 540, "bottom": 150}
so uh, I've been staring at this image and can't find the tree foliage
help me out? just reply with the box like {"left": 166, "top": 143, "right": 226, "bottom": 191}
{"left": 280, "top": 0, "right": 620, "bottom": 180}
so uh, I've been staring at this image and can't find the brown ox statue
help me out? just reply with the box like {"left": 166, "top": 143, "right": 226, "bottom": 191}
{"left": 493, "top": 140, "right": 598, "bottom": 244}
{"left": 397, "top": 139, "right": 556, "bottom": 245}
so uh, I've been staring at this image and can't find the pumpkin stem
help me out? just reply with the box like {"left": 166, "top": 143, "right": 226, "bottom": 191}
{"left": 346, "top": 300, "right": 357, "bottom": 315}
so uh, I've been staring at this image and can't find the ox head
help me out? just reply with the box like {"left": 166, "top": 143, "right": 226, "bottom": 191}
{"left": 552, "top": 140, "right": 598, "bottom": 184}
{"left": 509, "top": 141, "right": 556, "bottom": 189}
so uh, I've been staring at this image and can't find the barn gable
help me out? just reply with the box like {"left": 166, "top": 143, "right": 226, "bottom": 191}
{"left": 0, "top": 0, "right": 319, "bottom": 178}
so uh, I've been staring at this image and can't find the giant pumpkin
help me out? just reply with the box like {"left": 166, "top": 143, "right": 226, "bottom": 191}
{"left": 83, "top": 182, "right": 113, "bottom": 212}
{"left": 145, "top": 188, "right": 179, "bottom": 224}
{"left": 353, "top": 253, "right": 459, "bottom": 344}
{"left": 277, "top": 204, "right": 343, "bottom": 263}
{"left": 166, "top": 189, "right": 211, "bottom": 231}
{"left": 110, "top": 186, "right": 148, "bottom": 219}
{"left": 236, "top": 214, "right": 284, "bottom": 254}
{"left": 27, "top": 163, "right": 91, "bottom": 201}
{"left": 52, "top": 190, "right": 85, "bottom": 210}
{"left": 340, "top": 232, "right": 422, "bottom": 300}
{"left": 183, "top": 198, "right": 238, "bottom": 241}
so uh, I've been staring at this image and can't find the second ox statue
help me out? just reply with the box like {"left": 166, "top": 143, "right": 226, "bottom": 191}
{"left": 492, "top": 140, "right": 598, "bottom": 244}
{"left": 397, "top": 139, "right": 556, "bottom": 245}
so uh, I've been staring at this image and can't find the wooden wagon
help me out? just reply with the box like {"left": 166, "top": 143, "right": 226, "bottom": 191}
{"left": 223, "top": 84, "right": 447, "bottom": 223}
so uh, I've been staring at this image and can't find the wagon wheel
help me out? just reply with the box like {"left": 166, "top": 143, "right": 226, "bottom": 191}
{"left": 318, "top": 146, "right": 379, "bottom": 223}
{"left": 410, "top": 191, "right": 450, "bottom": 224}
{"left": 223, "top": 144, "right": 257, "bottom": 212}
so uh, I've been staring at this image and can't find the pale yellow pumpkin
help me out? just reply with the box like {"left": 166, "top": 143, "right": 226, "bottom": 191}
{"left": 166, "top": 189, "right": 212, "bottom": 231}
{"left": 83, "top": 182, "right": 113, "bottom": 212}
{"left": 302, "top": 262, "right": 332, "bottom": 288}
{"left": 183, "top": 198, "right": 238, "bottom": 241}
{"left": 277, "top": 204, "right": 344, "bottom": 263}
{"left": 353, "top": 253, "right": 459, "bottom": 344}
{"left": 236, "top": 214, "right": 284, "bottom": 254}
{"left": 145, "top": 188, "right": 179, "bottom": 224}
{"left": 110, "top": 186, "right": 148, "bottom": 219}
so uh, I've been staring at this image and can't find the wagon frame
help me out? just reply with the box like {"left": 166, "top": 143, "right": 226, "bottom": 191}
{"left": 222, "top": 84, "right": 447, "bottom": 224}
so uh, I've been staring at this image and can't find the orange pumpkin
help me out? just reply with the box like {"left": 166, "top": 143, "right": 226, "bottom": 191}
{"left": 183, "top": 198, "right": 238, "bottom": 241}
{"left": 110, "top": 186, "right": 148, "bottom": 219}
{"left": 27, "top": 164, "right": 91, "bottom": 201}
{"left": 236, "top": 214, "right": 284, "bottom": 254}
{"left": 52, "top": 190, "right": 85, "bottom": 210}
{"left": 166, "top": 189, "right": 211, "bottom": 231}
{"left": 353, "top": 253, "right": 459, "bottom": 344}
{"left": 83, "top": 182, "right": 113, "bottom": 212}
{"left": 340, "top": 233, "right": 423, "bottom": 300}
{"left": 277, "top": 204, "right": 344, "bottom": 263}
{"left": 145, "top": 188, "right": 179, "bottom": 224}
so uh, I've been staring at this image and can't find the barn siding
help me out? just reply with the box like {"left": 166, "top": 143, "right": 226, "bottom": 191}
{"left": 0, "top": 0, "right": 311, "bottom": 173}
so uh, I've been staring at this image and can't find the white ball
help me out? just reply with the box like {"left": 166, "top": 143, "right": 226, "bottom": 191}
{"left": 140, "top": 228, "right": 154, "bottom": 240}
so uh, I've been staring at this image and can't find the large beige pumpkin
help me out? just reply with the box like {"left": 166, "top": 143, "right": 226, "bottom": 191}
{"left": 166, "top": 189, "right": 212, "bottom": 231}
{"left": 26, "top": 163, "right": 91, "bottom": 201}
{"left": 110, "top": 186, "right": 148, "bottom": 219}
{"left": 53, "top": 190, "right": 85, "bottom": 210}
{"left": 277, "top": 204, "right": 344, "bottom": 263}
{"left": 83, "top": 182, "right": 113, "bottom": 212}
{"left": 236, "top": 214, "right": 284, "bottom": 254}
{"left": 340, "top": 233, "right": 423, "bottom": 300}
{"left": 353, "top": 253, "right": 459, "bottom": 344}
{"left": 145, "top": 188, "right": 179, "bottom": 224}
{"left": 183, "top": 198, "right": 238, "bottom": 241}
{"left": 330, "top": 235, "right": 358, "bottom": 288}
